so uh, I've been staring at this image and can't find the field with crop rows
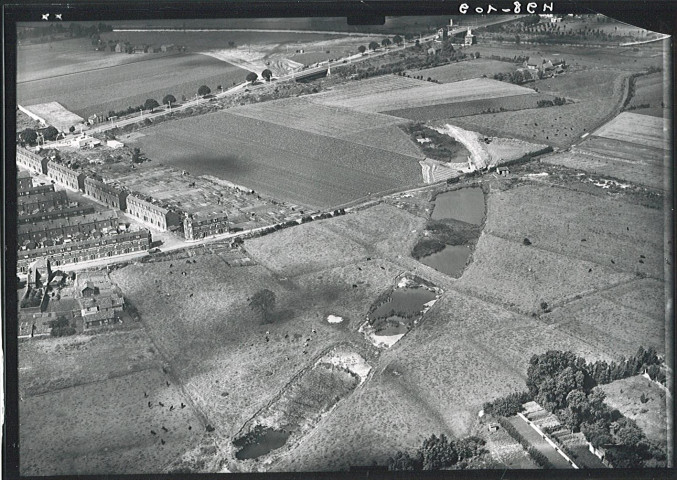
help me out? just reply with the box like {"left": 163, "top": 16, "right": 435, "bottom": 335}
{"left": 407, "top": 58, "right": 515, "bottom": 83}
{"left": 626, "top": 72, "right": 666, "bottom": 117}
{"left": 592, "top": 112, "right": 666, "bottom": 150}
{"left": 227, "top": 97, "right": 408, "bottom": 138}
{"left": 130, "top": 111, "right": 423, "bottom": 209}
{"left": 311, "top": 74, "right": 429, "bottom": 103}
{"left": 339, "top": 125, "right": 425, "bottom": 158}
{"left": 482, "top": 183, "right": 666, "bottom": 280}
{"left": 384, "top": 93, "right": 557, "bottom": 122}
{"left": 313, "top": 78, "right": 536, "bottom": 113}
{"left": 18, "top": 53, "right": 249, "bottom": 119}
{"left": 20, "top": 367, "right": 204, "bottom": 476}
{"left": 600, "top": 375, "right": 668, "bottom": 448}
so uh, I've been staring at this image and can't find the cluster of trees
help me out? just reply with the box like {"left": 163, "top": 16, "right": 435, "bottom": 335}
{"left": 497, "top": 417, "right": 556, "bottom": 468}
{"left": 537, "top": 97, "right": 567, "bottom": 107}
{"left": 18, "top": 126, "right": 60, "bottom": 146}
{"left": 49, "top": 316, "right": 77, "bottom": 337}
{"left": 19, "top": 287, "right": 43, "bottom": 309}
{"left": 17, "top": 22, "right": 113, "bottom": 42}
{"left": 248, "top": 289, "right": 276, "bottom": 324}
{"left": 483, "top": 391, "right": 531, "bottom": 417}
{"left": 387, "top": 434, "right": 486, "bottom": 471}
{"left": 526, "top": 349, "right": 666, "bottom": 467}
{"left": 493, "top": 69, "right": 536, "bottom": 85}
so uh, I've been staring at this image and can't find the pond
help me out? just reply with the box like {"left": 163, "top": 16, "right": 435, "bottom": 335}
{"left": 234, "top": 427, "right": 291, "bottom": 460}
{"left": 369, "top": 288, "right": 436, "bottom": 321}
{"left": 419, "top": 245, "right": 472, "bottom": 278}
{"left": 431, "top": 187, "right": 485, "bottom": 225}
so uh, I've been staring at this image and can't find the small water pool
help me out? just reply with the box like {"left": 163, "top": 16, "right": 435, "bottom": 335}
{"left": 234, "top": 427, "right": 291, "bottom": 460}
{"left": 431, "top": 188, "right": 485, "bottom": 225}
{"left": 369, "top": 288, "right": 436, "bottom": 320}
{"left": 419, "top": 245, "right": 472, "bottom": 278}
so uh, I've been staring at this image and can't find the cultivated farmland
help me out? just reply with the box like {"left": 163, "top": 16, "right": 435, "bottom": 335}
{"left": 130, "top": 111, "right": 424, "bottom": 209}
{"left": 227, "top": 97, "right": 408, "bottom": 138}
{"left": 592, "top": 112, "right": 666, "bottom": 150}
{"left": 17, "top": 53, "right": 249, "bottom": 119}
{"left": 406, "top": 58, "right": 515, "bottom": 83}
{"left": 312, "top": 78, "right": 536, "bottom": 113}
{"left": 626, "top": 72, "right": 666, "bottom": 117}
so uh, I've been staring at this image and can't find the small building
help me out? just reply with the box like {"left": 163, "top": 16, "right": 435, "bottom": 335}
{"left": 84, "top": 176, "right": 128, "bottom": 211}
{"left": 436, "top": 27, "right": 448, "bottom": 41}
{"left": 71, "top": 135, "right": 101, "bottom": 149}
{"left": 46, "top": 160, "right": 85, "bottom": 191}
{"left": 488, "top": 423, "right": 500, "bottom": 433}
{"left": 427, "top": 46, "right": 437, "bottom": 55}
{"left": 107, "top": 139, "right": 124, "bottom": 149}
{"left": 28, "top": 257, "right": 52, "bottom": 288}
{"left": 17, "top": 147, "right": 49, "bottom": 175}
{"left": 17, "top": 170, "right": 33, "bottom": 191}
{"left": 183, "top": 211, "right": 229, "bottom": 241}
{"left": 496, "top": 167, "right": 510, "bottom": 176}
{"left": 114, "top": 42, "right": 124, "bottom": 53}
{"left": 160, "top": 44, "right": 175, "bottom": 52}
{"left": 464, "top": 28, "right": 476, "bottom": 46}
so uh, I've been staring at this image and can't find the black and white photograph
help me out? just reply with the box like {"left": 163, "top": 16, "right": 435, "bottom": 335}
{"left": 2, "top": 0, "right": 674, "bottom": 477}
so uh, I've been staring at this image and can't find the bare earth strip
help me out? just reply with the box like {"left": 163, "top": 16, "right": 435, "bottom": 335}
{"left": 592, "top": 111, "right": 667, "bottom": 150}
{"left": 227, "top": 96, "right": 409, "bottom": 138}
{"left": 311, "top": 78, "right": 536, "bottom": 112}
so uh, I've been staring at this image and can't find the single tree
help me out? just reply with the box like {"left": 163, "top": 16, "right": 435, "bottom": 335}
{"left": 358, "top": 45, "right": 366, "bottom": 54}
{"left": 197, "top": 85, "right": 211, "bottom": 97}
{"left": 246, "top": 71, "right": 258, "bottom": 83}
{"left": 515, "top": 34, "right": 521, "bottom": 45}
{"left": 162, "top": 94, "right": 176, "bottom": 106}
{"left": 21, "top": 128, "right": 38, "bottom": 145}
{"left": 69, "top": 125, "right": 76, "bottom": 134}
{"left": 43, "top": 126, "right": 59, "bottom": 141}
{"left": 261, "top": 69, "right": 273, "bottom": 81}
{"left": 368, "top": 41, "right": 380, "bottom": 51}
{"left": 382, "top": 38, "right": 391, "bottom": 48}
{"left": 249, "top": 289, "right": 276, "bottom": 323}
{"left": 144, "top": 98, "right": 160, "bottom": 112}
{"left": 393, "top": 34, "right": 403, "bottom": 45}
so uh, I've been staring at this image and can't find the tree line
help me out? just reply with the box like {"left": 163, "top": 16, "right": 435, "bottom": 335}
{"left": 387, "top": 433, "right": 487, "bottom": 470}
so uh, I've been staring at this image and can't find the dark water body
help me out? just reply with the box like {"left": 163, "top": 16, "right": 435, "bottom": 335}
{"left": 369, "top": 288, "right": 436, "bottom": 320}
{"left": 431, "top": 188, "right": 485, "bottom": 225}
{"left": 234, "top": 427, "right": 291, "bottom": 460}
{"left": 374, "top": 315, "right": 410, "bottom": 336}
{"left": 419, "top": 245, "right": 472, "bottom": 278}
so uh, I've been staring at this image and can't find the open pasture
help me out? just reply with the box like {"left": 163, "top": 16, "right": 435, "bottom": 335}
{"left": 450, "top": 98, "right": 622, "bottom": 148}
{"left": 17, "top": 53, "right": 248, "bottom": 119}
{"left": 600, "top": 375, "right": 668, "bottom": 449}
{"left": 482, "top": 183, "right": 666, "bottom": 280}
{"left": 339, "top": 125, "right": 425, "bottom": 158}
{"left": 227, "top": 97, "right": 409, "bottom": 139}
{"left": 384, "top": 93, "right": 556, "bottom": 122}
{"left": 592, "top": 112, "right": 666, "bottom": 150}
{"left": 456, "top": 233, "right": 635, "bottom": 315}
{"left": 544, "top": 144, "right": 666, "bottom": 191}
{"left": 20, "top": 367, "right": 204, "bottom": 476}
{"left": 542, "top": 288, "right": 666, "bottom": 358}
{"left": 534, "top": 69, "right": 624, "bottom": 101}
{"left": 131, "top": 111, "right": 423, "bottom": 209}
{"left": 312, "top": 78, "right": 536, "bottom": 113}
{"left": 19, "top": 328, "right": 160, "bottom": 397}
{"left": 626, "top": 72, "right": 666, "bottom": 117}
{"left": 407, "top": 59, "right": 515, "bottom": 83}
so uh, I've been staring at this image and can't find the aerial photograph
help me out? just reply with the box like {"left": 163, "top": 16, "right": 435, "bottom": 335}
{"left": 11, "top": 9, "right": 672, "bottom": 475}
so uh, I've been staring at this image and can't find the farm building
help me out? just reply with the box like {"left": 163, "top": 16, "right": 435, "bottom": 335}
{"left": 126, "top": 194, "right": 183, "bottom": 232}
{"left": 17, "top": 210, "right": 120, "bottom": 244}
{"left": 464, "top": 28, "right": 476, "bottom": 46}
{"left": 46, "top": 160, "right": 85, "bottom": 191}
{"left": 183, "top": 211, "right": 229, "bottom": 240}
{"left": 75, "top": 272, "right": 125, "bottom": 329}
{"left": 107, "top": 139, "right": 124, "bottom": 149}
{"left": 17, "top": 147, "right": 49, "bottom": 174}
{"left": 161, "top": 44, "right": 175, "bottom": 52}
{"left": 17, "top": 190, "right": 69, "bottom": 216}
{"left": 71, "top": 135, "right": 101, "bottom": 149}
{"left": 84, "top": 176, "right": 128, "bottom": 210}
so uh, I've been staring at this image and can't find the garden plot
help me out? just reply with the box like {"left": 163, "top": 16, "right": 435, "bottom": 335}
{"left": 456, "top": 233, "right": 635, "bottom": 315}
{"left": 227, "top": 97, "right": 408, "bottom": 139}
{"left": 592, "top": 111, "right": 667, "bottom": 150}
{"left": 312, "top": 78, "right": 536, "bottom": 113}
{"left": 482, "top": 183, "right": 666, "bottom": 280}
{"left": 600, "top": 375, "right": 668, "bottom": 449}
{"left": 20, "top": 368, "right": 204, "bottom": 476}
